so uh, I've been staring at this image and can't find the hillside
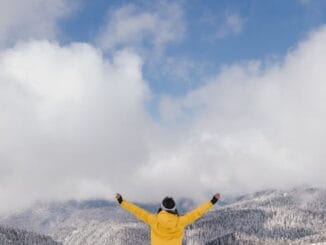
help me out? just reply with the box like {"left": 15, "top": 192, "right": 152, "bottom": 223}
{"left": 0, "top": 225, "right": 61, "bottom": 245}
{"left": 1, "top": 187, "right": 326, "bottom": 244}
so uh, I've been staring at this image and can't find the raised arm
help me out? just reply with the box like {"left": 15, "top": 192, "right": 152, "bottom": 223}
{"left": 115, "top": 193, "right": 156, "bottom": 226}
{"left": 179, "top": 193, "right": 220, "bottom": 226}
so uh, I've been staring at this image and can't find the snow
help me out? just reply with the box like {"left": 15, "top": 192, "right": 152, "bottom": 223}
{"left": 1, "top": 187, "right": 326, "bottom": 244}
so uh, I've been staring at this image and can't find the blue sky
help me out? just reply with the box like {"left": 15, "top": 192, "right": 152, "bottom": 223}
{"left": 2, "top": 0, "right": 326, "bottom": 211}
{"left": 59, "top": 0, "right": 326, "bottom": 95}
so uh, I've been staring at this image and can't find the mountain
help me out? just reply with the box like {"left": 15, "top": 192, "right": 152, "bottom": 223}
{"left": 184, "top": 187, "right": 326, "bottom": 244}
{"left": 1, "top": 187, "right": 326, "bottom": 244}
{"left": 0, "top": 225, "right": 61, "bottom": 245}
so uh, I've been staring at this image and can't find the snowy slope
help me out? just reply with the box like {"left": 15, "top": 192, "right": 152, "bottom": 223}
{"left": 1, "top": 187, "right": 326, "bottom": 244}
{"left": 0, "top": 225, "right": 61, "bottom": 245}
{"left": 184, "top": 187, "right": 326, "bottom": 244}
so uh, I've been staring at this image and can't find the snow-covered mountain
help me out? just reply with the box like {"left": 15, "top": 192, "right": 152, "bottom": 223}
{"left": 1, "top": 187, "right": 326, "bottom": 244}
{"left": 184, "top": 187, "right": 326, "bottom": 244}
{"left": 0, "top": 225, "right": 61, "bottom": 244}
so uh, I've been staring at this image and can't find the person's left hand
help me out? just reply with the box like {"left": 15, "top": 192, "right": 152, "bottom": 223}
{"left": 115, "top": 193, "right": 123, "bottom": 203}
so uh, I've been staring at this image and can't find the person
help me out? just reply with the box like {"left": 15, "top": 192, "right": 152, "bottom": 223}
{"left": 115, "top": 192, "right": 220, "bottom": 245}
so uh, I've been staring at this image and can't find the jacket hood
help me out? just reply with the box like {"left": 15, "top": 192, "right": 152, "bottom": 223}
{"left": 152, "top": 210, "right": 184, "bottom": 242}
{"left": 157, "top": 211, "right": 179, "bottom": 231}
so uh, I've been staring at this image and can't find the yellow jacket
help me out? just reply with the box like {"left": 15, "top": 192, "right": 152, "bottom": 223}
{"left": 121, "top": 200, "right": 214, "bottom": 245}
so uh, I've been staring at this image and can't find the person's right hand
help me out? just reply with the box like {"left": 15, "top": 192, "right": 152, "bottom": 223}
{"left": 210, "top": 193, "right": 220, "bottom": 204}
{"left": 213, "top": 193, "right": 221, "bottom": 201}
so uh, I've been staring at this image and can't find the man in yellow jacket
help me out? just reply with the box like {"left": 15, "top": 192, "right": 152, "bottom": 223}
{"left": 115, "top": 192, "right": 220, "bottom": 245}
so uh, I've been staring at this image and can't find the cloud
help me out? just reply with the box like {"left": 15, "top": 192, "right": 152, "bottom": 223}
{"left": 200, "top": 11, "right": 245, "bottom": 40}
{"left": 156, "top": 26, "right": 326, "bottom": 196}
{"left": 0, "top": 0, "right": 76, "bottom": 46}
{"left": 216, "top": 13, "right": 245, "bottom": 39}
{"left": 1, "top": 14, "right": 326, "bottom": 214}
{"left": 0, "top": 40, "right": 159, "bottom": 213}
{"left": 225, "top": 14, "right": 244, "bottom": 34}
{"left": 299, "top": 0, "right": 313, "bottom": 5}
{"left": 97, "top": 2, "right": 185, "bottom": 54}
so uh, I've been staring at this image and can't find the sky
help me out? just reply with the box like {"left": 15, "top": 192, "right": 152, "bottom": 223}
{"left": 1, "top": 0, "right": 326, "bottom": 213}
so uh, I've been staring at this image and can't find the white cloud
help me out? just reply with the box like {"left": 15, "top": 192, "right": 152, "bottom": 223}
{"left": 0, "top": 0, "right": 76, "bottom": 46}
{"left": 225, "top": 13, "right": 244, "bottom": 34}
{"left": 0, "top": 40, "right": 159, "bottom": 213}
{"left": 299, "top": 0, "right": 313, "bottom": 5}
{"left": 216, "top": 13, "right": 245, "bottom": 39}
{"left": 1, "top": 19, "right": 326, "bottom": 214}
{"left": 97, "top": 2, "right": 185, "bottom": 53}
{"left": 155, "top": 25, "right": 326, "bottom": 197}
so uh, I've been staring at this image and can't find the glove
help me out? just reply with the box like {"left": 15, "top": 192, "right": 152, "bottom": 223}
{"left": 211, "top": 193, "right": 220, "bottom": 204}
{"left": 115, "top": 193, "right": 123, "bottom": 204}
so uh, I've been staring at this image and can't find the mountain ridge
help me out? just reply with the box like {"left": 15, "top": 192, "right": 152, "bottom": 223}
{"left": 0, "top": 225, "right": 61, "bottom": 245}
{"left": 1, "top": 187, "right": 326, "bottom": 244}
